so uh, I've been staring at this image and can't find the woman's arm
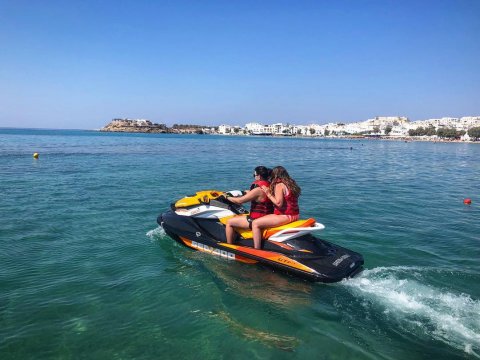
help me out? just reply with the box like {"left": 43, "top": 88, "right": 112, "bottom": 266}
{"left": 261, "top": 183, "right": 285, "bottom": 208}
{"left": 226, "top": 187, "right": 262, "bottom": 204}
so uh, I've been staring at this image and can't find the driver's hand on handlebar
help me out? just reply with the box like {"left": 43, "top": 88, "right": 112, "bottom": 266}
{"left": 225, "top": 196, "right": 238, "bottom": 205}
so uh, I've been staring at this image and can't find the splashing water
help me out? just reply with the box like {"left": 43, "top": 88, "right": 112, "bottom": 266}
{"left": 146, "top": 226, "right": 166, "bottom": 240}
{"left": 342, "top": 267, "right": 480, "bottom": 357}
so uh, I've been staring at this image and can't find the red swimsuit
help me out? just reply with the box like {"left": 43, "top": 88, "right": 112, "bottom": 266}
{"left": 272, "top": 180, "right": 300, "bottom": 222}
{"left": 249, "top": 180, "right": 274, "bottom": 219}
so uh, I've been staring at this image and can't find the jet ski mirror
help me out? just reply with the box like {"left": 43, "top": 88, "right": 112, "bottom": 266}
{"left": 201, "top": 195, "right": 210, "bottom": 205}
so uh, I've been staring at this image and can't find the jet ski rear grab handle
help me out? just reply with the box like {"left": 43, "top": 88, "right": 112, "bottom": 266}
{"left": 268, "top": 222, "right": 325, "bottom": 242}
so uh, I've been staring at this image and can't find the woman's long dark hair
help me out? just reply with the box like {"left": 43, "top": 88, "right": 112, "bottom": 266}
{"left": 254, "top": 166, "right": 271, "bottom": 181}
{"left": 269, "top": 166, "right": 301, "bottom": 197}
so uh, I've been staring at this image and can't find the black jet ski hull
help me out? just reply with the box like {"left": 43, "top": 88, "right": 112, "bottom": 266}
{"left": 157, "top": 210, "right": 364, "bottom": 283}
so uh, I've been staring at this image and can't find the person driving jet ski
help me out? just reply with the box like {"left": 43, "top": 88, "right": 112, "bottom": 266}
{"left": 225, "top": 166, "right": 274, "bottom": 245}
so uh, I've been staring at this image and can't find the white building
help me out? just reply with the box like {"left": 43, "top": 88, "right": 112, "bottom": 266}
{"left": 291, "top": 125, "right": 309, "bottom": 136}
{"left": 110, "top": 118, "right": 153, "bottom": 127}
{"left": 218, "top": 124, "right": 233, "bottom": 134}
{"left": 235, "top": 115, "right": 479, "bottom": 138}
{"left": 271, "top": 123, "right": 290, "bottom": 135}
{"left": 245, "top": 122, "right": 266, "bottom": 134}
{"left": 458, "top": 116, "right": 480, "bottom": 131}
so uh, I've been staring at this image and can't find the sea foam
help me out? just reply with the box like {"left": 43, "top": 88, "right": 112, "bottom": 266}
{"left": 342, "top": 266, "right": 480, "bottom": 357}
{"left": 146, "top": 226, "right": 166, "bottom": 240}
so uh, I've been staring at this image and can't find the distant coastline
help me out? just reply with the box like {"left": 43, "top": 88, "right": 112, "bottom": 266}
{"left": 99, "top": 117, "right": 480, "bottom": 142}
{"left": 99, "top": 118, "right": 206, "bottom": 134}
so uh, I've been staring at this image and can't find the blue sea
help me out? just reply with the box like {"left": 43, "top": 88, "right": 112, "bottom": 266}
{"left": 1, "top": 128, "right": 479, "bottom": 359}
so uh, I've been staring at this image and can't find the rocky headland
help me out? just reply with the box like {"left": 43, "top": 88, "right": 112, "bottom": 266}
{"left": 100, "top": 119, "right": 168, "bottom": 133}
{"left": 100, "top": 119, "right": 211, "bottom": 134}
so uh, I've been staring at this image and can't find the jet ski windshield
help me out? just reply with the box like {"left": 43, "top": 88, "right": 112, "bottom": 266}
{"left": 171, "top": 190, "right": 248, "bottom": 218}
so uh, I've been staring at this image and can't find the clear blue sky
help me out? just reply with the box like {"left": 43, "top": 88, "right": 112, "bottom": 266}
{"left": 1, "top": 0, "right": 479, "bottom": 129}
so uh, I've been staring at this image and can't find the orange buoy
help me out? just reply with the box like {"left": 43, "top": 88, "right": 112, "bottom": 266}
{"left": 464, "top": 198, "right": 472, "bottom": 205}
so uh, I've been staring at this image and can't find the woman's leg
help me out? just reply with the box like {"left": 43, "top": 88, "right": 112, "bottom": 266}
{"left": 226, "top": 216, "right": 250, "bottom": 244}
{"left": 251, "top": 214, "right": 290, "bottom": 249}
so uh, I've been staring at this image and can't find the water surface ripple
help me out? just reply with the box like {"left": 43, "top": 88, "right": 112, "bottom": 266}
{"left": 1, "top": 129, "right": 479, "bottom": 359}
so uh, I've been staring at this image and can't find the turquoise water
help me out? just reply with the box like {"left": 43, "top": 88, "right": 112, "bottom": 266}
{"left": 1, "top": 128, "right": 479, "bottom": 359}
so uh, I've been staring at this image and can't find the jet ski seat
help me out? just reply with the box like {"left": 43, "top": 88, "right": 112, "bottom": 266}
{"left": 221, "top": 216, "right": 317, "bottom": 240}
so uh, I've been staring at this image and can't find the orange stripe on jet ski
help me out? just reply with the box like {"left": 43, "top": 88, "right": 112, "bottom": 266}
{"left": 180, "top": 237, "right": 198, "bottom": 250}
{"left": 220, "top": 243, "right": 317, "bottom": 274}
{"left": 180, "top": 237, "right": 314, "bottom": 272}
{"left": 233, "top": 255, "right": 258, "bottom": 264}
{"left": 267, "top": 241, "right": 294, "bottom": 251}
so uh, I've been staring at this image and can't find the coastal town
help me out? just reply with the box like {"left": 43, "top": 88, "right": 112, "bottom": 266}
{"left": 100, "top": 116, "right": 480, "bottom": 141}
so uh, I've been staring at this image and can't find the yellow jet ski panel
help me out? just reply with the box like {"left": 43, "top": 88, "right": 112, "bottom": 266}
{"left": 175, "top": 190, "right": 224, "bottom": 208}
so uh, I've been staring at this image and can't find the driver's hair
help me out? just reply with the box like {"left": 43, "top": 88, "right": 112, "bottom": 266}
{"left": 254, "top": 166, "right": 271, "bottom": 181}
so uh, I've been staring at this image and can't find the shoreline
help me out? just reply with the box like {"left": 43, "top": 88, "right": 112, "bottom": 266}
{"left": 96, "top": 128, "right": 479, "bottom": 143}
{"left": 99, "top": 117, "right": 480, "bottom": 142}
{"left": 2, "top": 126, "right": 477, "bottom": 143}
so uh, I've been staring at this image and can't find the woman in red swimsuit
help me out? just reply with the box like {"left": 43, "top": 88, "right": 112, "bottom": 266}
{"left": 251, "top": 166, "right": 301, "bottom": 249}
{"left": 225, "top": 166, "right": 273, "bottom": 245}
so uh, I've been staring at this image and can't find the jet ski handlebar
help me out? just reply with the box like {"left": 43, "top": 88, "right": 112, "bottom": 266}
{"left": 214, "top": 195, "right": 248, "bottom": 215}
{"left": 225, "top": 190, "right": 244, "bottom": 197}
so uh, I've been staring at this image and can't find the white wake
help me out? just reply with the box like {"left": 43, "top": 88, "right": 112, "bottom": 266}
{"left": 146, "top": 226, "right": 166, "bottom": 240}
{"left": 342, "top": 266, "right": 480, "bottom": 357}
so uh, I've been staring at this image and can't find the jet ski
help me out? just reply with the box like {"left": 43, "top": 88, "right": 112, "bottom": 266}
{"left": 157, "top": 190, "right": 364, "bottom": 283}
